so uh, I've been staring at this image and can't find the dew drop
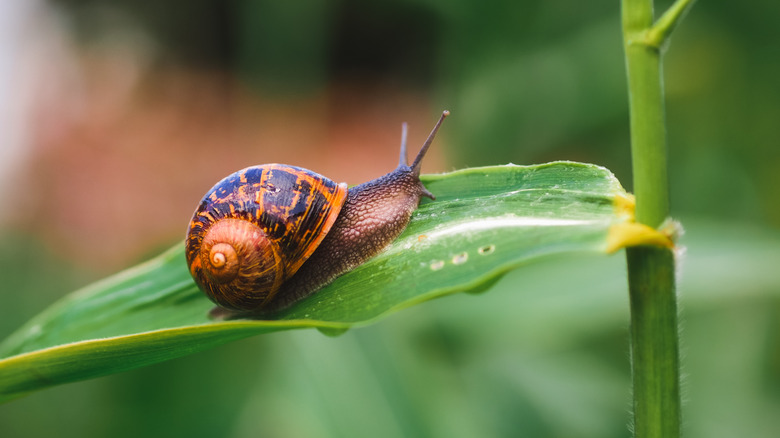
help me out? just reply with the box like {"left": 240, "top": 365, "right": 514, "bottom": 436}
{"left": 317, "top": 326, "right": 349, "bottom": 337}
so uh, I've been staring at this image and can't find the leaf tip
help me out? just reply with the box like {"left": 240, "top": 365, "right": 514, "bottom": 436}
{"left": 608, "top": 192, "right": 679, "bottom": 252}
{"left": 606, "top": 220, "right": 679, "bottom": 253}
{"left": 614, "top": 192, "right": 636, "bottom": 220}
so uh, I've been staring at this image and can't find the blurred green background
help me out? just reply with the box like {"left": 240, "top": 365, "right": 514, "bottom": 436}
{"left": 1, "top": 1, "right": 779, "bottom": 437}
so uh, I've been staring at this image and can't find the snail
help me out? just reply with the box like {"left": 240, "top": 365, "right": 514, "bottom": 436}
{"left": 186, "top": 110, "right": 449, "bottom": 315}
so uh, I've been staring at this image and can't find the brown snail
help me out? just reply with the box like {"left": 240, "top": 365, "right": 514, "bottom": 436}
{"left": 185, "top": 111, "right": 449, "bottom": 314}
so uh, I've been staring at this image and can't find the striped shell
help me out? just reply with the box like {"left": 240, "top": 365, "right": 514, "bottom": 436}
{"left": 185, "top": 164, "right": 348, "bottom": 311}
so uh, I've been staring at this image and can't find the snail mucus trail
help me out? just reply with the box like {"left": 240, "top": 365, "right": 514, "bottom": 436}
{"left": 186, "top": 111, "right": 449, "bottom": 318}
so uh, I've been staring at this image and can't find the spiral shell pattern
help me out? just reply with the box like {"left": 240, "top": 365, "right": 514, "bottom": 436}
{"left": 186, "top": 164, "right": 348, "bottom": 311}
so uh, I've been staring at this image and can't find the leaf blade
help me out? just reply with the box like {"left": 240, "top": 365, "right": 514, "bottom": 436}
{"left": 0, "top": 162, "right": 630, "bottom": 402}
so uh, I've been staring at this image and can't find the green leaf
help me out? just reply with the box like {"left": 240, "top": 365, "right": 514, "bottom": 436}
{"left": 0, "top": 162, "right": 630, "bottom": 402}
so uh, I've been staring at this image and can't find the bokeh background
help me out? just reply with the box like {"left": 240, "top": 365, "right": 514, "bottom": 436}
{"left": 1, "top": 1, "right": 779, "bottom": 437}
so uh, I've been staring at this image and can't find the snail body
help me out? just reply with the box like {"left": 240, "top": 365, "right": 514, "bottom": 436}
{"left": 186, "top": 111, "right": 448, "bottom": 314}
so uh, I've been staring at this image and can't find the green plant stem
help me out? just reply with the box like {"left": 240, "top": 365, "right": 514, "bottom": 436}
{"left": 626, "top": 247, "right": 679, "bottom": 437}
{"left": 621, "top": 0, "right": 692, "bottom": 436}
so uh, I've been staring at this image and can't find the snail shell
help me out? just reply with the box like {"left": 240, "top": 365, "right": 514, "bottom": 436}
{"left": 186, "top": 165, "right": 347, "bottom": 311}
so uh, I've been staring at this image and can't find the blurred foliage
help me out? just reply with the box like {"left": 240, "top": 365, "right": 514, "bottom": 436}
{"left": 2, "top": 0, "right": 779, "bottom": 436}
{"left": 52, "top": 0, "right": 780, "bottom": 225}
